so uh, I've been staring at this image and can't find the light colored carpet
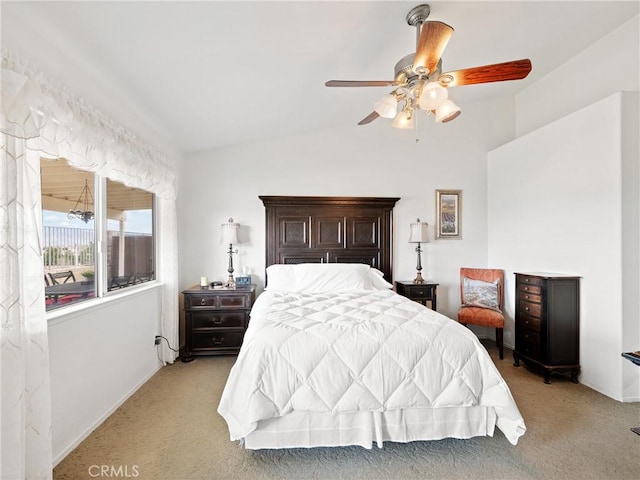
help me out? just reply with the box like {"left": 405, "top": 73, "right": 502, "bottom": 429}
{"left": 54, "top": 342, "right": 640, "bottom": 480}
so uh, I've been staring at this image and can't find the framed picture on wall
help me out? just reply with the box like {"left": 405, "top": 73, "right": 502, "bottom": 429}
{"left": 436, "top": 189, "right": 462, "bottom": 239}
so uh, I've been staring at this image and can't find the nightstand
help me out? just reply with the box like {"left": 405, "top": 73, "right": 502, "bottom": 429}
{"left": 395, "top": 281, "right": 439, "bottom": 311}
{"left": 181, "top": 285, "right": 256, "bottom": 362}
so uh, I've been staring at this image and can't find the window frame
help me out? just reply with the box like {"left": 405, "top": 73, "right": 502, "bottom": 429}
{"left": 43, "top": 161, "right": 157, "bottom": 313}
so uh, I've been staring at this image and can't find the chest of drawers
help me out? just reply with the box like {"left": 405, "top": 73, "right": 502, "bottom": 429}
{"left": 513, "top": 273, "right": 580, "bottom": 383}
{"left": 181, "top": 285, "right": 255, "bottom": 362}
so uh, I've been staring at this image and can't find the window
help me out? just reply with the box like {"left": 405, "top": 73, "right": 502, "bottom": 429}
{"left": 41, "top": 158, "right": 155, "bottom": 311}
{"left": 106, "top": 179, "right": 154, "bottom": 291}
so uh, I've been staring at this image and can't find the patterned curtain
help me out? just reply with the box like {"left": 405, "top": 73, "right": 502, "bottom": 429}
{"left": 0, "top": 50, "right": 179, "bottom": 477}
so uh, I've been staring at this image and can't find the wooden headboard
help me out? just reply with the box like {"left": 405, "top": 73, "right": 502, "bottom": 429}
{"left": 259, "top": 196, "right": 400, "bottom": 282}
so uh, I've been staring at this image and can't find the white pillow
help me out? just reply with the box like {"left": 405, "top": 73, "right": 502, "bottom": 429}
{"left": 369, "top": 268, "right": 393, "bottom": 290}
{"left": 295, "top": 263, "right": 373, "bottom": 292}
{"left": 265, "top": 263, "right": 376, "bottom": 292}
{"left": 265, "top": 264, "right": 297, "bottom": 291}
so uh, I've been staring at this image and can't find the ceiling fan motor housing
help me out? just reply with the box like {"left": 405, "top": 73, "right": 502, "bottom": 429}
{"left": 394, "top": 54, "right": 441, "bottom": 85}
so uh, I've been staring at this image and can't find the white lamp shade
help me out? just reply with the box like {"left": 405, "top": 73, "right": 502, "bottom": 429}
{"left": 419, "top": 82, "right": 448, "bottom": 111}
{"left": 392, "top": 109, "right": 414, "bottom": 129}
{"left": 435, "top": 100, "right": 461, "bottom": 123}
{"left": 374, "top": 94, "right": 398, "bottom": 119}
{"left": 221, "top": 218, "right": 239, "bottom": 244}
{"left": 408, "top": 220, "right": 429, "bottom": 243}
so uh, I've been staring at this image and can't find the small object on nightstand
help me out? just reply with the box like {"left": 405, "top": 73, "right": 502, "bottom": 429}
{"left": 395, "top": 280, "right": 439, "bottom": 311}
{"left": 235, "top": 275, "right": 251, "bottom": 286}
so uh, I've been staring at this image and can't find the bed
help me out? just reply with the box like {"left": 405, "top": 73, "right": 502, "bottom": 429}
{"left": 217, "top": 196, "right": 525, "bottom": 449}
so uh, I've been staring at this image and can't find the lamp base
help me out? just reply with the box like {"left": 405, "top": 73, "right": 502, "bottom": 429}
{"left": 413, "top": 272, "right": 425, "bottom": 284}
{"left": 224, "top": 275, "right": 235, "bottom": 288}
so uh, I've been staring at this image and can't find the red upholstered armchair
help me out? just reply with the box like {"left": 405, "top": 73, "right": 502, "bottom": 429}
{"left": 457, "top": 268, "right": 505, "bottom": 359}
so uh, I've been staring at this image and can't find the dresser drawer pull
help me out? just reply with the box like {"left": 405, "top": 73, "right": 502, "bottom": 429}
{"left": 525, "top": 306, "right": 529, "bottom": 311}
{"left": 201, "top": 298, "right": 206, "bottom": 306}
{"left": 525, "top": 319, "right": 530, "bottom": 325}
{"left": 213, "top": 318, "right": 223, "bottom": 325}
{"left": 212, "top": 336, "right": 224, "bottom": 345}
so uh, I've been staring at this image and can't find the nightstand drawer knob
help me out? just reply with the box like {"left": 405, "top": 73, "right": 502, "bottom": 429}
{"left": 213, "top": 318, "right": 223, "bottom": 325}
{"left": 525, "top": 306, "right": 529, "bottom": 311}
{"left": 213, "top": 336, "right": 224, "bottom": 345}
{"left": 201, "top": 298, "right": 206, "bottom": 306}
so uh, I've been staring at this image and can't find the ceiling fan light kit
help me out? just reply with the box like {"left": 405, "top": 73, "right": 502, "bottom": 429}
{"left": 325, "top": 3, "right": 532, "bottom": 129}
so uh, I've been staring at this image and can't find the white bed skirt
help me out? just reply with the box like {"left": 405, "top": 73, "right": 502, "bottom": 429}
{"left": 242, "top": 406, "right": 497, "bottom": 450}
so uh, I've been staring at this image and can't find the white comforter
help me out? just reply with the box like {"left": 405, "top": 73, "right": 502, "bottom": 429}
{"left": 218, "top": 290, "right": 526, "bottom": 445}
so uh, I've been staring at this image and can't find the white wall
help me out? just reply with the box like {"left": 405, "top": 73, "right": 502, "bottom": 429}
{"left": 516, "top": 14, "right": 639, "bottom": 137}
{"left": 178, "top": 97, "right": 515, "bottom": 320}
{"left": 48, "top": 286, "right": 164, "bottom": 464}
{"left": 487, "top": 93, "right": 638, "bottom": 400}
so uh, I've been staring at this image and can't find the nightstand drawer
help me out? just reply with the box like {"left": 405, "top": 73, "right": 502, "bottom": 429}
{"left": 191, "top": 311, "right": 247, "bottom": 329}
{"left": 519, "top": 300, "right": 541, "bottom": 318}
{"left": 406, "top": 286, "right": 435, "bottom": 298}
{"left": 187, "top": 295, "right": 217, "bottom": 308}
{"left": 191, "top": 331, "right": 245, "bottom": 350}
{"left": 219, "top": 294, "right": 250, "bottom": 309}
{"left": 186, "top": 293, "right": 251, "bottom": 309}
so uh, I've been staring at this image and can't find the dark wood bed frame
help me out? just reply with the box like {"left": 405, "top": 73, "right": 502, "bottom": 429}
{"left": 259, "top": 196, "right": 400, "bottom": 283}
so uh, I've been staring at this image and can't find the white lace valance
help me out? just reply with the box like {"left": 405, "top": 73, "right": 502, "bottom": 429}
{"left": 1, "top": 49, "right": 177, "bottom": 199}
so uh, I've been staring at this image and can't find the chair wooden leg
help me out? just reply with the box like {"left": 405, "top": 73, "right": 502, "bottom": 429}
{"left": 496, "top": 327, "right": 504, "bottom": 360}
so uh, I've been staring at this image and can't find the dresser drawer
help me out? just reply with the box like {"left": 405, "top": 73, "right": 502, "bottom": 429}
{"left": 518, "top": 283, "right": 541, "bottom": 295}
{"left": 191, "top": 311, "right": 247, "bottom": 329}
{"left": 187, "top": 295, "right": 217, "bottom": 308}
{"left": 517, "top": 340, "right": 541, "bottom": 361}
{"left": 518, "top": 328, "right": 540, "bottom": 347}
{"left": 190, "top": 331, "right": 245, "bottom": 350}
{"left": 519, "top": 300, "right": 541, "bottom": 318}
{"left": 519, "top": 315, "right": 541, "bottom": 332}
{"left": 519, "top": 275, "right": 543, "bottom": 287}
{"left": 520, "top": 292, "right": 541, "bottom": 303}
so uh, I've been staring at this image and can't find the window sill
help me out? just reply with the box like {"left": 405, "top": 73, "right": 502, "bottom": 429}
{"left": 47, "top": 281, "right": 162, "bottom": 325}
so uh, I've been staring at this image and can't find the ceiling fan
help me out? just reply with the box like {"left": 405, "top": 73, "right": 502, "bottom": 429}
{"left": 325, "top": 4, "right": 532, "bottom": 127}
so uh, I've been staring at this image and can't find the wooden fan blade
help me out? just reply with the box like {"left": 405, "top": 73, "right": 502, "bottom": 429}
{"left": 439, "top": 59, "right": 532, "bottom": 87}
{"left": 357, "top": 111, "right": 380, "bottom": 125}
{"left": 413, "top": 21, "right": 454, "bottom": 75}
{"left": 326, "top": 80, "right": 396, "bottom": 87}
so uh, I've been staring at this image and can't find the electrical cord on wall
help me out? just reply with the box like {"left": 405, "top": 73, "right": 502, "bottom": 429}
{"left": 156, "top": 335, "right": 179, "bottom": 353}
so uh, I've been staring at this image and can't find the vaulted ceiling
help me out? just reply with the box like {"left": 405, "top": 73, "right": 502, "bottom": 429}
{"left": 2, "top": 1, "right": 638, "bottom": 153}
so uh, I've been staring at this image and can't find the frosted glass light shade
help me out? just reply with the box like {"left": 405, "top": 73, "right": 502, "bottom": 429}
{"left": 419, "top": 82, "right": 448, "bottom": 111}
{"left": 392, "top": 110, "right": 414, "bottom": 129}
{"left": 221, "top": 218, "right": 239, "bottom": 244}
{"left": 435, "top": 100, "right": 461, "bottom": 123}
{"left": 373, "top": 94, "right": 398, "bottom": 119}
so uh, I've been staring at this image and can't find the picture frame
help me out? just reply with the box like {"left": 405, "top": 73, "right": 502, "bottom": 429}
{"left": 436, "top": 189, "right": 462, "bottom": 239}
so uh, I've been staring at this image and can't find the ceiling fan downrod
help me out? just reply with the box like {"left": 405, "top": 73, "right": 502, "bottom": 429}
{"left": 406, "top": 4, "right": 431, "bottom": 51}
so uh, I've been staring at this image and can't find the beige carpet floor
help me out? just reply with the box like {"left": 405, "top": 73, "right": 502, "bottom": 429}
{"left": 54, "top": 342, "right": 640, "bottom": 480}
